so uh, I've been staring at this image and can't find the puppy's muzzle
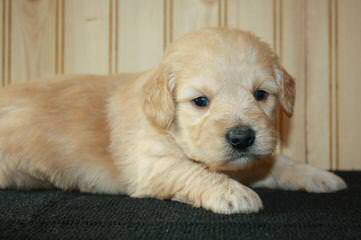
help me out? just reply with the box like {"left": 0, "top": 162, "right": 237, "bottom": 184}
{"left": 226, "top": 127, "right": 255, "bottom": 152}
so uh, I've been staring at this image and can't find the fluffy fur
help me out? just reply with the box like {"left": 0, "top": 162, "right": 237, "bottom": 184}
{"left": 0, "top": 29, "right": 346, "bottom": 214}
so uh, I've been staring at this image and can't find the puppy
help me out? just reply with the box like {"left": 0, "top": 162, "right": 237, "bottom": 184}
{"left": 0, "top": 28, "right": 346, "bottom": 214}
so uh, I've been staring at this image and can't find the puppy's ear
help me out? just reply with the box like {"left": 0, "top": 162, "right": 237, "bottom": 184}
{"left": 274, "top": 65, "right": 296, "bottom": 117}
{"left": 143, "top": 66, "right": 176, "bottom": 129}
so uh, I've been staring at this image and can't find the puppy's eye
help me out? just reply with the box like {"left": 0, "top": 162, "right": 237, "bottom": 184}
{"left": 192, "top": 96, "right": 209, "bottom": 107}
{"left": 254, "top": 90, "right": 269, "bottom": 101}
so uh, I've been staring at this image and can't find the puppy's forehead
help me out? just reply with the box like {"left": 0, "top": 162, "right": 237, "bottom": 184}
{"left": 178, "top": 61, "right": 276, "bottom": 91}
{"left": 177, "top": 66, "right": 277, "bottom": 104}
{"left": 235, "top": 65, "right": 276, "bottom": 88}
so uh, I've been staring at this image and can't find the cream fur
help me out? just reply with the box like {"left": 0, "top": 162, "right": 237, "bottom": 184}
{"left": 0, "top": 29, "right": 346, "bottom": 214}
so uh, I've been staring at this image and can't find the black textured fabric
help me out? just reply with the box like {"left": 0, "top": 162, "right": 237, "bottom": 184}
{"left": 0, "top": 171, "right": 360, "bottom": 240}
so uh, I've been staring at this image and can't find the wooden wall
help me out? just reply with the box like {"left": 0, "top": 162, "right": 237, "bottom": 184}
{"left": 1, "top": 0, "right": 360, "bottom": 169}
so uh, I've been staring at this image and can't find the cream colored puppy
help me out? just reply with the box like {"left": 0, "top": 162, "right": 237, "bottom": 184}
{"left": 0, "top": 29, "right": 346, "bottom": 214}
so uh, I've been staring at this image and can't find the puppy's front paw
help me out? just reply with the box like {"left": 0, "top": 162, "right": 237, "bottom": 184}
{"left": 304, "top": 169, "right": 347, "bottom": 193}
{"left": 202, "top": 180, "right": 263, "bottom": 214}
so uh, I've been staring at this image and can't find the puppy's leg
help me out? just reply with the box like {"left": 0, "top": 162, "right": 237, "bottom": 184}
{"left": 131, "top": 158, "right": 263, "bottom": 214}
{"left": 252, "top": 155, "right": 347, "bottom": 192}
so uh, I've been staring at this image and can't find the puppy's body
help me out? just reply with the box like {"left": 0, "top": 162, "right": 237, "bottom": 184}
{"left": 0, "top": 29, "right": 346, "bottom": 214}
{"left": 0, "top": 75, "right": 119, "bottom": 192}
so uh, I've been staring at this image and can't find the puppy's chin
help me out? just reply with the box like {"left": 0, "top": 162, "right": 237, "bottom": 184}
{"left": 208, "top": 147, "right": 275, "bottom": 172}
{"left": 206, "top": 154, "right": 256, "bottom": 172}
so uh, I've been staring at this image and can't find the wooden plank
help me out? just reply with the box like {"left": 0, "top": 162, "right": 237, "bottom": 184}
{"left": 2, "top": 0, "right": 11, "bottom": 86}
{"left": 118, "top": 0, "right": 164, "bottom": 72}
{"left": 337, "top": 0, "right": 361, "bottom": 169}
{"left": 164, "top": 0, "right": 173, "bottom": 49}
{"left": 304, "top": 0, "right": 331, "bottom": 169}
{"left": 11, "top": 0, "right": 56, "bottom": 82}
{"left": 55, "top": 0, "right": 65, "bottom": 74}
{"left": 0, "top": 0, "right": 3, "bottom": 86}
{"left": 329, "top": 0, "right": 338, "bottom": 170}
{"left": 64, "top": 0, "right": 109, "bottom": 74}
{"left": 279, "top": 0, "right": 306, "bottom": 164}
{"left": 227, "top": 0, "right": 274, "bottom": 48}
{"left": 173, "top": 0, "right": 219, "bottom": 40}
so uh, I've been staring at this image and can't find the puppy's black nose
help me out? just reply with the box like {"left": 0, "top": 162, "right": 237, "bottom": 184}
{"left": 226, "top": 127, "right": 255, "bottom": 151}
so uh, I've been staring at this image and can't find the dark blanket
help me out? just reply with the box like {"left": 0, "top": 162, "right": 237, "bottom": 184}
{"left": 0, "top": 171, "right": 360, "bottom": 240}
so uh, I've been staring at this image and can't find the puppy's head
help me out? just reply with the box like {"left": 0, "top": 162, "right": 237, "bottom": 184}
{"left": 144, "top": 28, "right": 295, "bottom": 171}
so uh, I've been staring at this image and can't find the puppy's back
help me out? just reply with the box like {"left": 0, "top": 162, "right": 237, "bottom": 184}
{"left": 0, "top": 75, "right": 119, "bottom": 190}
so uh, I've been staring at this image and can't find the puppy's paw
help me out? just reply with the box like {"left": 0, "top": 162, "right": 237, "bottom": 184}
{"left": 303, "top": 169, "right": 347, "bottom": 193}
{"left": 202, "top": 180, "right": 263, "bottom": 214}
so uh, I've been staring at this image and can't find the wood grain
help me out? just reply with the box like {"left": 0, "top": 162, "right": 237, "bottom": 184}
{"left": 10, "top": 0, "right": 56, "bottom": 82}
{"left": 173, "top": 0, "right": 219, "bottom": 40}
{"left": 329, "top": 0, "right": 338, "bottom": 170}
{"left": 118, "top": 0, "right": 164, "bottom": 72}
{"left": 55, "top": 0, "right": 65, "bottom": 74}
{"left": 279, "top": 0, "right": 306, "bottom": 164}
{"left": 164, "top": 0, "right": 173, "bottom": 49}
{"left": 64, "top": 0, "right": 109, "bottom": 74}
{"left": 305, "top": 0, "right": 331, "bottom": 168}
{"left": 227, "top": 0, "right": 274, "bottom": 47}
{"left": 337, "top": 0, "right": 361, "bottom": 169}
{"left": 0, "top": 0, "right": 3, "bottom": 86}
{"left": 2, "top": 0, "right": 11, "bottom": 86}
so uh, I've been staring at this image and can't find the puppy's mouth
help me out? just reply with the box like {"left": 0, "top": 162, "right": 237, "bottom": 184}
{"left": 207, "top": 151, "right": 258, "bottom": 172}
{"left": 225, "top": 150, "right": 255, "bottom": 163}
{"left": 228, "top": 150, "right": 252, "bottom": 160}
{"left": 225, "top": 146, "right": 274, "bottom": 164}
